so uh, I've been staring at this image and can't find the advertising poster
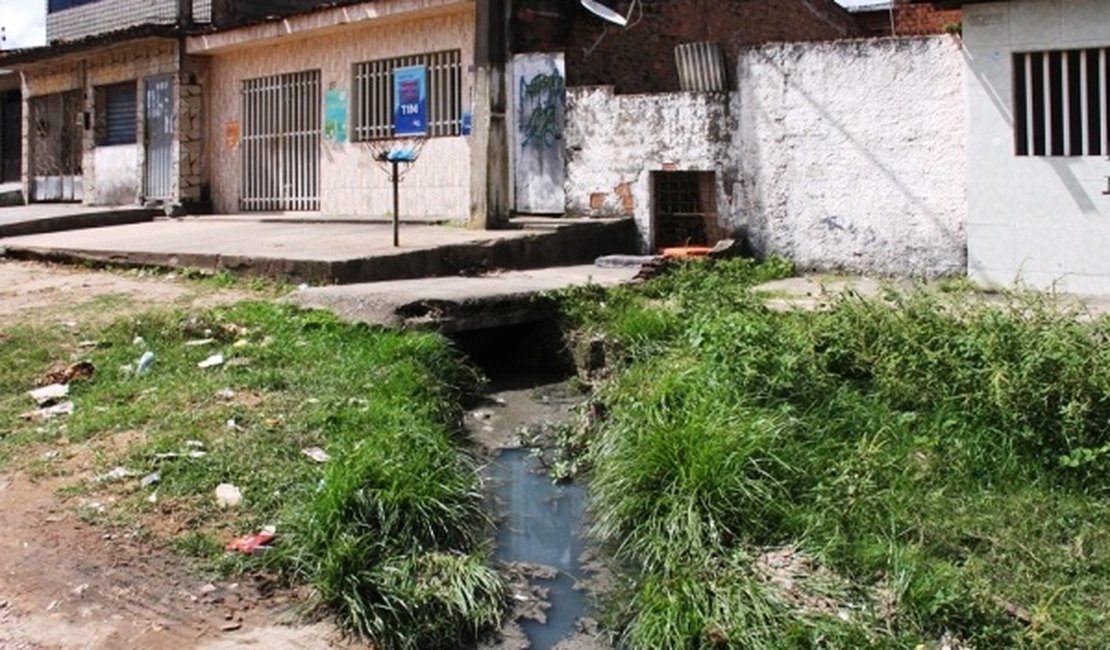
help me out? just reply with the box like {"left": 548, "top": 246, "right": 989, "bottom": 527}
{"left": 393, "top": 65, "right": 427, "bottom": 137}
{"left": 324, "top": 88, "right": 348, "bottom": 144}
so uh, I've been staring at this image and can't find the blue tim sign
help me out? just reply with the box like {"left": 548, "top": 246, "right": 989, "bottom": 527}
{"left": 393, "top": 65, "right": 427, "bottom": 137}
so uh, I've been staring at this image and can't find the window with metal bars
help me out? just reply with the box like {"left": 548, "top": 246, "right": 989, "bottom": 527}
{"left": 352, "top": 50, "right": 462, "bottom": 141}
{"left": 1013, "top": 48, "right": 1109, "bottom": 157}
{"left": 95, "top": 81, "right": 137, "bottom": 146}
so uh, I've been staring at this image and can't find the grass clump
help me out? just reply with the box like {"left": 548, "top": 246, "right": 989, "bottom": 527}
{"left": 561, "top": 260, "right": 1110, "bottom": 648}
{"left": 0, "top": 302, "right": 502, "bottom": 649}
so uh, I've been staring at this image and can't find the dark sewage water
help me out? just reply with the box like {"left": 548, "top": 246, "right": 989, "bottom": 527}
{"left": 487, "top": 448, "right": 590, "bottom": 649}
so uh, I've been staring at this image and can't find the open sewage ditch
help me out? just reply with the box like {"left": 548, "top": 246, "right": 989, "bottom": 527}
{"left": 452, "top": 321, "right": 610, "bottom": 650}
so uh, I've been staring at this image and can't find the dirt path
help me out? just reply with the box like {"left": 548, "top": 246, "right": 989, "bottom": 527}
{"left": 0, "top": 259, "right": 250, "bottom": 329}
{"left": 0, "top": 259, "right": 360, "bottom": 649}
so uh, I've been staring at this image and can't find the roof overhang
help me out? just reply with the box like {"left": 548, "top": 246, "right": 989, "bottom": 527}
{"left": 906, "top": 0, "right": 1008, "bottom": 8}
{"left": 187, "top": 0, "right": 473, "bottom": 56}
{"left": 0, "top": 24, "right": 186, "bottom": 68}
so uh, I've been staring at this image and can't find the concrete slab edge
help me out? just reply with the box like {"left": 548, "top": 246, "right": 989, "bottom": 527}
{"left": 0, "top": 209, "right": 159, "bottom": 238}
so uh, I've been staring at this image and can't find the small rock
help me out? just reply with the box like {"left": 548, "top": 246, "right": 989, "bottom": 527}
{"left": 71, "top": 583, "right": 89, "bottom": 597}
{"left": 301, "top": 447, "right": 330, "bottom": 463}
{"left": 220, "top": 622, "right": 242, "bottom": 632}
{"left": 28, "top": 383, "right": 69, "bottom": 406}
{"left": 215, "top": 483, "right": 242, "bottom": 508}
{"left": 95, "top": 466, "right": 135, "bottom": 483}
{"left": 199, "top": 583, "right": 218, "bottom": 595}
{"left": 132, "top": 336, "right": 145, "bottom": 346}
{"left": 20, "top": 401, "right": 75, "bottom": 421}
{"left": 216, "top": 388, "right": 236, "bottom": 400}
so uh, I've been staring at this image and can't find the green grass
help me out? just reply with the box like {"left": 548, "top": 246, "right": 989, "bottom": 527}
{"left": 560, "top": 259, "right": 1110, "bottom": 648}
{"left": 0, "top": 301, "right": 503, "bottom": 649}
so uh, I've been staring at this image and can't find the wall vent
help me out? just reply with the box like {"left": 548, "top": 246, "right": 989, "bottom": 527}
{"left": 675, "top": 42, "right": 727, "bottom": 92}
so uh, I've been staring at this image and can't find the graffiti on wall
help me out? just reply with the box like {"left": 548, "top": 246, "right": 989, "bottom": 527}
{"left": 518, "top": 72, "right": 565, "bottom": 149}
{"left": 512, "top": 52, "right": 566, "bottom": 214}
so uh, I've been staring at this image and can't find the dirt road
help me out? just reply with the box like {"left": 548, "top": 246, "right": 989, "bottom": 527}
{"left": 0, "top": 259, "right": 358, "bottom": 650}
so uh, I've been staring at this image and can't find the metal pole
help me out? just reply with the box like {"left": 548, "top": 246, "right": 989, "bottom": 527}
{"left": 392, "top": 160, "right": 400, "bottom": 247}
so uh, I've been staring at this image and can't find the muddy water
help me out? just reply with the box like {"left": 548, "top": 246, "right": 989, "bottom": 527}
{"left": 468, "top": 376, "right": 609, "bottom": 650}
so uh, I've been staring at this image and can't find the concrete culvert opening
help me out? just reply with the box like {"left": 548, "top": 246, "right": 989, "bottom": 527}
{"left": 448, "top": 319, "right": 575, "bottom": 380}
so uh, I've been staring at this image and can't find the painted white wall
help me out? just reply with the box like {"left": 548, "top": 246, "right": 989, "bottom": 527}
{"left": 732, "top": 36, "right": 967, "bottom": 277}
{"left": 564, "top": 87, "right": 730, "bottom": 251}
{"left": 91, "top": 145, "right": 139, "bottom": 205}
{"left": 564, "top": 36, "right": 967, "bottom": 275}
{"left": 962, "top": 0, "right": 1110, "bottom": 293}
{"left": 201, "top": 5, "right": 474, "bottom": 219}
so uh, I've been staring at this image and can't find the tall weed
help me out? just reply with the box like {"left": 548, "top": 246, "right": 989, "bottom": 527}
{"left": 573, "top": 265, "right": 1110, "bottom": 648}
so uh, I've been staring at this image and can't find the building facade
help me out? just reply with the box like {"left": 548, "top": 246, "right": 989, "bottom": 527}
{"left": 932, "top": 0, "right": 1110, "bottom": 292}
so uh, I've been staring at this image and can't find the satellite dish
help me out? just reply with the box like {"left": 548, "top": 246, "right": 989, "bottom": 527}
{"left": 580, "top": 0, "right": 628, "bottom": 27}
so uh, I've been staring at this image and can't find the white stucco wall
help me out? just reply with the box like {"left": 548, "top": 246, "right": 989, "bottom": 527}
{"left": 91, "top": 145, "right": 139, "bottom": 205}
{"left": 199, "top": 3, "right": 474, "bottom": 219}
{"left": 733, "top": 36, "right": 967, "bottom": 277}
{"left": 962, "top": 0, "right": 1110, "bottom": 293}
{"left": 564, "top": 87, "right": 730, "bottom": 250}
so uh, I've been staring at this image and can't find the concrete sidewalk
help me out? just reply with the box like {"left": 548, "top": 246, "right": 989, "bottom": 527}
{"left": 0, "top": 203, "right": 158, "bottom": 237}
{"left": 0, "top": 216, "right": 636, "bottom": 285}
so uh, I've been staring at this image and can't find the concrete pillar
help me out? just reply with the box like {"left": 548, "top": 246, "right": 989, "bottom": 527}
{"left": 469, "top": 0, "right": 511, "bottom": 230}
{"left": 178, "top": 0, "right": 194, "bottom": 26}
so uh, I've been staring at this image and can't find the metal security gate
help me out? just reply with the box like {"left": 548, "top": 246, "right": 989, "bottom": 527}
{"left": 29, "top": 90, "right": 82, "bottom": 202}
{"left": 241, "top": 70, "right": 320, "bottom": 211}
{"left": 144, "top": 75, "right": 174, "bottom": 201}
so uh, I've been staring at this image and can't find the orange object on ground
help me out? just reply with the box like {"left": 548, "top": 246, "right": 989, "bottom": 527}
{"left": 660, "top": 246, "right": 713, "bottom": 259}
{"left": 225, "top": 529, "right": 276, "bottom": 554}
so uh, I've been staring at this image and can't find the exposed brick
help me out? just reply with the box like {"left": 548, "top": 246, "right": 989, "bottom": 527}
{"left": 615, "top": 182, "right": 634, "bottom": 215}
{"left": 590, "top": 191, "right": 607, "bottom": 209}
{"left": 514, "top": 0, "right": 861, "bottom": 94}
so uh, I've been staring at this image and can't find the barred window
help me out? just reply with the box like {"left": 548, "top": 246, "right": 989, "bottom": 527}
{"left": 352, "top": 50, "right": 461, "bottom": 141}
{"left": 1013, "top": 48, "right": 1109, "bottom": 156}
{"left": 95, "top": 81, "right": 137, "bottom": 146}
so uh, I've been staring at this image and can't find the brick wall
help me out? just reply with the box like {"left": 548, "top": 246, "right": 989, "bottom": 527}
{"left": 854, "top": 2, "right": 961, "bottom": 37}
{"left": 514, "top": 0, "right": 862, "bottom": 94}
{"left": 895, "top": 4, "right": 960, "bottom": 36}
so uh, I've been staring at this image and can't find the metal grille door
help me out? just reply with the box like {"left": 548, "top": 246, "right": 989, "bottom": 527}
{"left": 29, "top": 90, "right": 83, "bottom": 202}
{"left": 144, "top": 75, "right": 174, "bottom": 201}
{"left": 241, "top": 70, "right": 321, "bottom": 211}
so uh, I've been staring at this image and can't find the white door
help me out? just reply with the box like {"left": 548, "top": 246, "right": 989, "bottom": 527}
{"left": 512, "top": 53, "right": 566, "bottom": 214}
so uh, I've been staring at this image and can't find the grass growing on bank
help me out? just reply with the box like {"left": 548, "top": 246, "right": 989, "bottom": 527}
{"left": 0, "top": 302, "right": 502, "bottom": 649}
{"left": 561, "top": 259, "right": 1110, "bottom": 649}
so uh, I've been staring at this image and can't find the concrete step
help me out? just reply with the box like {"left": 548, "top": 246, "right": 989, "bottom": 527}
{"left": 0, "top": 186, "right": 23, "bottom": 207}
